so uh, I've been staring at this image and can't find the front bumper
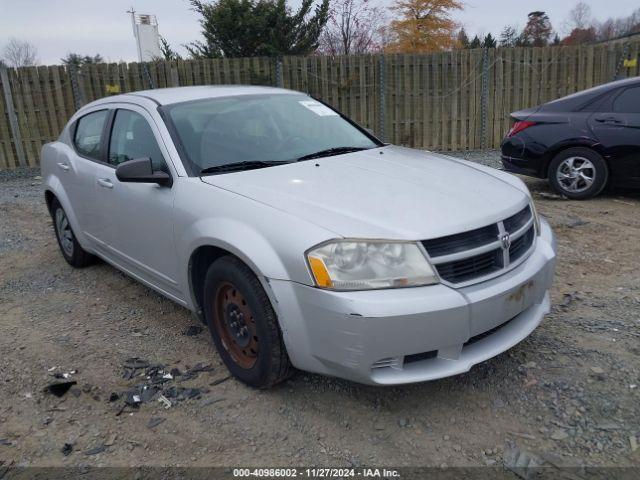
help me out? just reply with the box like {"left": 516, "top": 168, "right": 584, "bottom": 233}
{"left": 270, "top": 219, "right": 556, "bottom": 385}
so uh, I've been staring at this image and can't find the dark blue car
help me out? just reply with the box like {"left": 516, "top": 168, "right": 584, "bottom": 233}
{"left": 501, "top": 77, "right": 640, "bottom": 199}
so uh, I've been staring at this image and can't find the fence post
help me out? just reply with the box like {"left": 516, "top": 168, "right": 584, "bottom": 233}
{"left": 0, "top": 66, "right": 27, "bottom": 168}
{"left": 275, "top": 57, "right": 283, "bottom": 88}
{"left": 68, "top": 64, "right": 85, "bottom": 110}
{"left": 377, "top": 54, "right": 386, "bottom": 142}
{"left": 142, "top": 63, "right": 155, "bottom": 89}
{"left": 480, "top": 48, "right": 490, "bottom": 150}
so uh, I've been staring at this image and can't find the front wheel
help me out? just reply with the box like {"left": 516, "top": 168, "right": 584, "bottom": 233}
{"left": 203, "top": 256, "right": 292, "bottom": 388}
{"left": 548, "top": 148, "right": 608, "bottom": 199}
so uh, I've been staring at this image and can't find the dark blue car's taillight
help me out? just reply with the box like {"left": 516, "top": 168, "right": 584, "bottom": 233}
{"left": 507, "top": 120, "right": 536, "bottom": 137}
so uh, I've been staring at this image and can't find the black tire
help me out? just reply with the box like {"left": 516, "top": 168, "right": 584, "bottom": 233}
{"left": 203, "top": 256, "right": 292, "bottom": 389}
{"left": 548, "top": 147, "right": 608, "bottom": 200}
{"left": 50, "top": 198, "right": 94, "bottom": 268}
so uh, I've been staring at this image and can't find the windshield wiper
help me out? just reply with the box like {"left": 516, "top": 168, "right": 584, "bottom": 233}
{"left": 199, "top": 160, "right": 290, "bottom": 175}
{"left": 296, "top": 146, "right": 369, "bottom": 162}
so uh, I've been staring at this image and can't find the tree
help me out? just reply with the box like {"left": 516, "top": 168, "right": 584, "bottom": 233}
{"left": 468, "top": 34, "right": 481, "bottom": 49}
{"left": 158, "top": 37, "right": 181, "bottom": 60}
{"left": 482, "top": 33, "right": 496, "bottom": 48}
{"left": 388, "top": 0, "right": 463, "bottom": 53}
{"left": 562, "top": 27, "right": 596, "bottom": 45}
{"left": 319, "top": 0, "right": 385, "bottom": 55}
{"left": 552, "top": 33, "right": 561, "bottom": 45}
{"left": 187, "top": 0, "right": 329, "bottom": 58}
{"left": 565, "top": 2, "right": 591, "bottom": 31}
{"left": 2, "top": 38, "right": 38, "bottom": 68}
{"left": 61, "top": 53, "right": 103, "bottom": 68}
{"left": 456, "top": 27, "right": 469, "bottom": 48}
{"left": 499, "top": 25, "right": 519, "bottom": 47}
{"left": 522, "top": 11, "right": 553, "bottom": 47}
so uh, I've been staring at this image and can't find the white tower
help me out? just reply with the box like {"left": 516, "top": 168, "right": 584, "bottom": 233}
{"left": 128, "top": 8, "right": 162, "bottom": 62}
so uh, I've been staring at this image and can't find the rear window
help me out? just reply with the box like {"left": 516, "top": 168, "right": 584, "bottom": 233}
{"left": 613, "top": 87, "right": 640, "bottom": 114}
{"left": 74, "top": 110, "right": 108, "bottom": 160}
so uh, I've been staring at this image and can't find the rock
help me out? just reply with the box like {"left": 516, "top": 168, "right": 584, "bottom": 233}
{"left": 104, "top": 434, "right": 117, "bottom": 447}
{"left": 61, "top": 443, "right": 73, "bottom": 456}
{"left": 550, "top": 429, "right": 569, "bottom": 441}
{"left": 443, "top": 435, "right": 450, "bottom": 441}
{"left": 398, "top": 418, "right": 409, "bottom": 428}
{"left": 589, "top": 366, "right": 605, "bottom": 375}
{"left": 84, "top": 444, "right": 107, "bottom": 456}
{"left": 630, "top": 435, "right": 638, "bottom": 453}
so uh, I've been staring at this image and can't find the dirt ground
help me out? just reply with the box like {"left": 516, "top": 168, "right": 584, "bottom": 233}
{"left": 1, "top": 154, "right": 639, "bottom": 471}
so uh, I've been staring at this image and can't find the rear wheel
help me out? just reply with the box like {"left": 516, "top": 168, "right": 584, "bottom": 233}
{"left": 548, "top": 147, "right": 608, "bottom": 199}
{"left": 203, "top": 256, "right": 292, "bottom": 388}
{"left": 51, "top": 198, "right": 94, "bottom": 268}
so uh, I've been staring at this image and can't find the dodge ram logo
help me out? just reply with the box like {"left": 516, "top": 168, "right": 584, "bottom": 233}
{"left": 500, "top": 232, "right": 512, "bottom": 250}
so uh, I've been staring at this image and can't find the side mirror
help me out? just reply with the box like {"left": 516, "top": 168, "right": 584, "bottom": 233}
{"left": 115, "top": 157, "right": 172, "bottom": 187}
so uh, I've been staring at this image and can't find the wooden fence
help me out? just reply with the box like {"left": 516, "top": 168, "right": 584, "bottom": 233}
{"left": 1, "top": 37, "right": 639, "bottom": 170}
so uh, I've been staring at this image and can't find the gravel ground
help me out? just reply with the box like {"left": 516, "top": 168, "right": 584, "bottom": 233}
{"left": 1, "top": 151, "right": 639, "bottom": 472}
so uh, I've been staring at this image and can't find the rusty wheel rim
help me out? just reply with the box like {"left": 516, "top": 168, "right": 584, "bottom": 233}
{"left": 213, "top": 282, "right": 259, "bottom": 369}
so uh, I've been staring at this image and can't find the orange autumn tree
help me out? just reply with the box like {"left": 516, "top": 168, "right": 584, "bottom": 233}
{"left": 388, "top": 0, "right": 463, "bottom": 53}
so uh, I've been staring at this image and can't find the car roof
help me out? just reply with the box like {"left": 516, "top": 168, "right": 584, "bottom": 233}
{"left": 89, "top": 85, "right": 301, "bottom": 107}
{"left": 540, "top": 76, "right": 640, "bottom": 112}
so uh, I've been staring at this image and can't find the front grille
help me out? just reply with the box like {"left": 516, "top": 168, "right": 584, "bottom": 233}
{"left": 404, "top": 350, "right": 437, "bottom": 365}
{"left": 422, "top": 224, "right": 498, "bottom": 257}
{"left": 504, "top": 206, "right": 531, "bottom": 233}
{"left": 436, "top": 248, "right": 503, "bottom": 284}
{"left": 509, "top": 226, "right": 535, "bottom": 261}
{"left": 464, "top": 316, "right": 516, "bottom": 347}
{"left": 422, "top": 205, "right": 535, "bottom": 285}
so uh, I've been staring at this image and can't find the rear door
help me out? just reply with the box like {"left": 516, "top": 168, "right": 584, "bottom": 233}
{"left": 589, "top": 85, "right": 640, "bottom": 183}
{"left": 92, "top": 105, "right": 182, "bottom": 300}
{"left": 65, "top": 109, "right": 110, "bottom": 244}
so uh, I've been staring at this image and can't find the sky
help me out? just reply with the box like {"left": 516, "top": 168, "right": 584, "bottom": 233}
{"left": 1, "top": 0, "right": 639, "bottom": 66}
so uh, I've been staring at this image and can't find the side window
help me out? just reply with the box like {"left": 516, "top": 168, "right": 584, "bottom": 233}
{"left": 109, "top": 110, "right": 167, "bottom": 171}
{"left": 74, "top": 110, "right": 108, "bottom": 160}
{"left": 613, "top": 87, "right": 640, "bottom": 114}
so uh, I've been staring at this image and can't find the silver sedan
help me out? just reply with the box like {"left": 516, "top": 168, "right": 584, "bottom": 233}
{"left": 41, "top": 86, "right": 556, "bottom": 388}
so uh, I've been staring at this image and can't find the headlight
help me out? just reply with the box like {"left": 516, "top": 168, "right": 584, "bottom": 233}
{"left": 530, "top": 201, "right": 541, "bottom": 235}
{"left": 306, "top": 240, "right": 439, "bottom": 290}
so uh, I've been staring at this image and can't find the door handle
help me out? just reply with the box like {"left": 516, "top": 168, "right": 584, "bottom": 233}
{"left": 97, "top": 178, "right": 113, "bottom": 189}
{"left": 57, "top": 162, "right": 70, "bottom": 171}
{"left": 595, "top": 116, "right": 623, "bottom": 124}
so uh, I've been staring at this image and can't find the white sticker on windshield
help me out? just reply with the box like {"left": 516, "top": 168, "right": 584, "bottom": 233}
{"left": 298, "top": 100, "right": 339, "bottom": 116}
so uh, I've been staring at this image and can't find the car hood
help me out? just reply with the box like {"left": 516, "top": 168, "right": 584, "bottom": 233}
{"left": 201, "top": 146, "right": 530, "bottom": 240}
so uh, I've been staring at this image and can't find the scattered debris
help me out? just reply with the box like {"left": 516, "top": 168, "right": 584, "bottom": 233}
{"left": 158, "top": 395, "right": 172, "bottom": 409}
{"left": 183, "top": 325, "right": 204, "bottom": 336}
{"left": 200, "top": 397, "right": 225, "bottom": 407}
{"left": 147, "top": 417, "right": 167, "bottom": 429}
{"left": 44, "top": 381, "right": 77, "bottom": 398}
{"left": 209, "top": 375, "right": 231, "bottom": 387}
{"left": 84, "top": 445, "right": 107, "bottom": 456}
{"left": 182, "top": 363, "right": 214, "bottom": 380}
{"left": 538, "top": 192, "right": 565, "bottom": 200}
{"left": 503, "top": 447, "right": 544, "bottom": 479}
{"left": 61, "top": 443, "right": 73, "bottom": 456}
{"left": 0, "top": 439, "right": 11, "bottom": 446}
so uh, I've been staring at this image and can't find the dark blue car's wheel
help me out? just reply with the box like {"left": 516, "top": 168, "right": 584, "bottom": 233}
{"left": 548, "top": 148, "right": 608, "bottom": 199}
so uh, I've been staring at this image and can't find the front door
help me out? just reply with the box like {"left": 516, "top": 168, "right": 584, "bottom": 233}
{"left": 93, "top": 106, "right": 182, "bottom": 301}
{"left": 589, "top": 85, "right": 640, "bottom": 185}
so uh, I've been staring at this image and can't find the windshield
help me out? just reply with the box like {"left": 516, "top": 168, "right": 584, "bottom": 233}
{"left": 162, "top": 93, "right": 380, "bottom": 174}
